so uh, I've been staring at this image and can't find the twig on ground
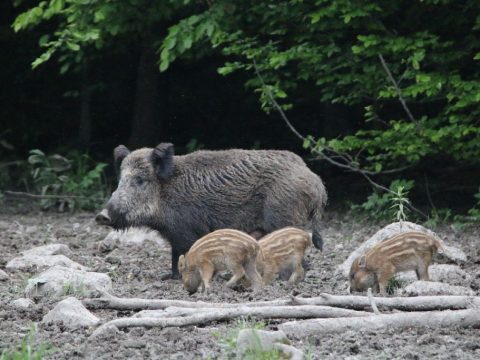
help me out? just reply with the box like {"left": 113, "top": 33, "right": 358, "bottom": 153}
{"left": 367, "top": 288, "right": 381, "bottom": 315}
{"left": 4, "top": 190, "right": 88, "bottom": 200}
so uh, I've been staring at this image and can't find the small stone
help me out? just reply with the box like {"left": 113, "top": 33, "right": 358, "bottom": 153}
{"left": 21, "top": 244, "right": 72, "bottom": 257}
{"left": 6, "top": 255, "right": 87, "bottom": 272}
{"left": 89, "top": 324, "right": 119, "bottom": 341}
{"left": 42, "top": 297, "right": 100, "bottom": 329}
{"left": 99, "top": 228, "right": 170, "bottom": 253}
{"left": 25, "top": 265, "right": 112, "bottom": 299}
{"left": 0, "top": 269, "right": 9, "bottom": 281}
{"left": 399, "top": 281, "right": 475, "bottom": 296}
{"left": 10, "top": 298, "right": 35, "bottom": 310}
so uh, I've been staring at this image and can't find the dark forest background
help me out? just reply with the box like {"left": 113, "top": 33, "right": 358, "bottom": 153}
{"left": 1, "top": 0, "right": 480, "bottom": 222}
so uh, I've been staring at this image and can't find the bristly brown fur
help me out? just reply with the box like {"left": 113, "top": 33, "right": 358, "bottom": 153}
{"left": 350, "top": 232, "right": 443, "bottom": 295}
{"left": 179, "top": 229, "right": 263, "bottom": 294}
{"left": 257, "top": 227, "right": 312, "bottom": 285}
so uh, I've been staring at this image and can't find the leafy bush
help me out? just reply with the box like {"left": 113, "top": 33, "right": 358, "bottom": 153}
{"left": 352, "top": 180, "right": 414, "bottom": 222}
{"left": 27, "top": 149, "right": 108, "bottom": 211}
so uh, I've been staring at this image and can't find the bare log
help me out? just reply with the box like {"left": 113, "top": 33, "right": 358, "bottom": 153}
{"left": 133, "top": 305, "right": 370, "bottom": 319}
{"left": 95, "top": 305, "right": 370, "bottom": 332}
{"left": 279, "top": 309, "right": 480, "bottom": 338}
{"left": 84, "top": 293, "right": 480, "bottom": 312}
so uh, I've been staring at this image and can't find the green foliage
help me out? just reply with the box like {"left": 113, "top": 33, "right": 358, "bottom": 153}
{"left": 0, "top": 326, "right": 51, "bottom": 360}
{"left": 61, "top": 281, "right": 87, "bottom": 297}
{"left": 27, "top": 149, "right": 108, "bottom": 211}
{"left": 352, "top": 180, "right": 414, "bottom": 221}
{"left": 386, "top": 276, "right": 405, "bottom": 295}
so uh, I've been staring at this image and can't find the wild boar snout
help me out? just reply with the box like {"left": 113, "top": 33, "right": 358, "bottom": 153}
{"left": 95, "top": 208, "right": 112, "bottom": 226}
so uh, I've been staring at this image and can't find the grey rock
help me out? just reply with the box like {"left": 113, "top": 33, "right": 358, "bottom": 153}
{"left": 89, "top": 324, "right": 119, "bottom": 341}
{"left": 98, "top": 227, "right": 170, "bottom": 253}
{"left": 0, "top": 269, "right": 8, "bottom": 281}
{"left": 6, "top": 255, "right": 87, "bottom": 272}
{"left": 25, "top": 265, "right": 112, "bottom": 299}
{"left": 21, "top": 244, "right": 72, "bottom": 257}
{"left": 399, "top": 281, "right": 475, "bottom": 296}
{"left": 397, "top": 264, "right": 472, "bottom": 287}
{"left": 273, "top": 343, "right": 305, "bottom": 360}
{"left": 42, "top": 297, "right": 100, "bottom": 329}
{"left": 236, "top": 329, "right": 292, "bottom": 359}
{"left": 337, "top": 221, "right": 466, "bottom": 278}
{"left": 10, "top": 298, "right": 35, "bottom": 310}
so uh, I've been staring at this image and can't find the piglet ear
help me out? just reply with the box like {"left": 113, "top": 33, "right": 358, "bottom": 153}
{"left": 358, "top": 255, "right": 367, "bottom": 268}
{"left": 113, "top": 145, "right": 130, "bottom": 178}
{"left": 178, "top": 254, "right": 186, "bottom": 272}
{"left": 151, "top": 143, "right": 174, "bottom": 181}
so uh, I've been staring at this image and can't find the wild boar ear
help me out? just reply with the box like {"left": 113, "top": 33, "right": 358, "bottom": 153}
{"left": 151, "top": 143, "right": 174, "bottom": 181}
{"left": 358, "top": 255, "right": 367, "bottom": 269}
{"left": 113, "top": 145, "right": 130, "bottom": 178}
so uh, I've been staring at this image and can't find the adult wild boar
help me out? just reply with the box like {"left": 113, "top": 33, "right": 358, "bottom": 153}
{"left": 96, "top": 143, "right": 327, "bottom": 278}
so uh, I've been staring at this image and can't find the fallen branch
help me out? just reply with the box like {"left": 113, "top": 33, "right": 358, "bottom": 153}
{"left": 83, "top": 293, "right": 480, "bottom": 312}
{"left": 95, "top": 305, "right": 370, "bottom": 332}
{"left": 133, "top": 305, "right": 370, "bottom": 319}
{"left": 279, "top": 308, "right": 480, "bottom": 338}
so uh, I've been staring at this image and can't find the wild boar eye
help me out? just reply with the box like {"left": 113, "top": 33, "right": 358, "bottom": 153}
{"left": 133, "top": 176, "right": 145, "bottom": 186}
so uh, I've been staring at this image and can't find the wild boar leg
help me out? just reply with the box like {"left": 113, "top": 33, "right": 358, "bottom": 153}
{"left": 377, "top": 264, "right": 396, "bottom": 296}
{"left": 199, "top": 261, "right": 215, "bottom": 293}
{"left": 171, "top": 249, "right": 181, "bottom": 279}
{"left": 261, "top": 263, "right": 279, "bottom": 286}
{"left": 225, "top": 264, "right": 246, "bottom": 289}
{"left": 244, "top": 258, "right": 264, "bottom": 291}
{"left": 288, "top": 262, "right": 305, "bottom": 284}
{"left": 416, "top": 262, "right": 430, "bottom": 281}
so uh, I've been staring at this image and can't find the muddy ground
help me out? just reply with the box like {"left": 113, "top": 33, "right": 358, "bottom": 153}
{"left": 0, "top": 208, "right": 479, "bottom": 359}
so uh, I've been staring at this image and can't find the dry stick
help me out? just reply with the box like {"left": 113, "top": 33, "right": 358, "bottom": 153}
{"left": 4, "top": 190, "right": 88, "bottom": 200}
{"left": 95, "top": 305, "right": 371, "bottom": 331}
{"left": 367, "top": 288, "right": 381, "bottom": 315}
{"left": 252, "top": 61, "right": 428, "bottom": 219}
{"left": 83, "top": 293, "right": 480, "bottom": 312}
{"left": 279, "top": 308, "right": 480, "bottom": 338}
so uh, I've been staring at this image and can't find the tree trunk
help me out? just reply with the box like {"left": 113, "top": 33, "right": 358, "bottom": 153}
{"left": 128, "top": 39, "right": 160, "bottom": 148}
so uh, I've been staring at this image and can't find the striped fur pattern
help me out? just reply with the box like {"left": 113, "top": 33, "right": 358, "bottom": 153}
{"left": 178, "top": 229, "right": 263, "bottom": 294}
{"left": 257, "top": 227, "right": 312, "bottom": 285}
{"left": 350, "top": 231, "right": 444, "bottom": 295}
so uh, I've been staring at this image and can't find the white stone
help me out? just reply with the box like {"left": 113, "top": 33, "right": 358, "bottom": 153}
{"left": 336, "top": 222, "right": 466, "bottom": 278}
{"left": 236, "top": 329, "right": 292, "bottom": 359}
{"left": 42, "top": 297, "right": 100, "bottom": 329}
{"left": 396, "top": 264, "right": 472, "bottom": 287}
{"left": 10, "top": 298, "right": 35, "bottom": 310}
{"left": 21, "top": 244, "right": 72, "bottom": 257}
{"left": 25, "top": 265, "right": 112, "bottom": 299}
{"left": 6, "top": 255, "right": 87, "bottom": 272}
{"left": 399, "top": 281, "right": 475, "bottom": 296}
{"left": 98, "top": 227, "right": 170, "bottom": 252}
{"left": 88, "top": 324, "right": 120, "bottom": 341}
{"left": 0, "top": 269, "right": 9, "bottom": 281}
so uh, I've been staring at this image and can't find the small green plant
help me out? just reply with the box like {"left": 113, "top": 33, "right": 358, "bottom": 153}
{"left": 386, "top": 276, "right": 405, "bottom": 295}
{"left": 212, "top": 317, "right": 267, "bottom": 359}
{"left": 61, "top": 281, "right": 87, "bottom": 297}
{"left": 352, "top": 179, "right": 415, "bottom": 222}
{"left": 27, "top": 149, "right": 108, "bottom": 211}
{"left": 0, "top": 326, "right": 52, "bottom": 360}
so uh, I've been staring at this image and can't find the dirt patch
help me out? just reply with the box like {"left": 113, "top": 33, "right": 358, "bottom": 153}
{"left": 0, "top": 209, "right": 479, "bottom": 359}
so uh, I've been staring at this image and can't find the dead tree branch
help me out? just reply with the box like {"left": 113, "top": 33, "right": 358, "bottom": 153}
{"left": 279, "top": 308, "right": 480, "bottom": 338}
{"left": 4, "top": 190, "right": 88, "bottom": 200}
{"left": 83, "top": 293, "right": 480, "bottom": 312}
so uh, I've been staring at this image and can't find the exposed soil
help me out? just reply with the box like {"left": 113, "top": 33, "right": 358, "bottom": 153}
{"left": 0, "top": 208, "right": 479, "bottom": 359}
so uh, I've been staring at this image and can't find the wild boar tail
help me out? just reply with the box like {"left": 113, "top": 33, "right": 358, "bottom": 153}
{"left": 311, "top": 209, "right": 324, "bottom": 250}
